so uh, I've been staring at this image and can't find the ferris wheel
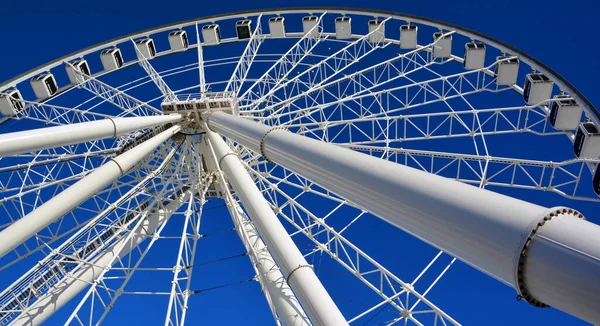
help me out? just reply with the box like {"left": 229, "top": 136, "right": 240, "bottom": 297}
{"left": 0, "top": 7, "right": 599, "bottom": 325}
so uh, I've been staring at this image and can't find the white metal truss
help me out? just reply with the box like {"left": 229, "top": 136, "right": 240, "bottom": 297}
{"left": 132, "top": 38, "right": 178, "bottom": 101}
{"left": 237, "top": 12, "right": 327, "bottom": 107}
{"left": 224, "top": 14, "right": 264, "bottom": 97}
{"left": 240, "top": 16, "right": 392, "bottom": 115}
{"left": 68, "top": 62, "right": 162, "bottom": 117}
{"left": 164, "top": 176, "right": 211, "bottom": 326}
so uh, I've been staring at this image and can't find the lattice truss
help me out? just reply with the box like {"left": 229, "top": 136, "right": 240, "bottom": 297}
{"left": 0, "top": 9, "right": 598, "bottom": 326}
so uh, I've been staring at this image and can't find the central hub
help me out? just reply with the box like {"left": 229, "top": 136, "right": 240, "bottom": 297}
{"left": 161, "top": 92, "right": 235, "bottom": 132}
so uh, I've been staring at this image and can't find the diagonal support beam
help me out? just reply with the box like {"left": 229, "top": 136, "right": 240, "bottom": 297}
{"left": 199, "top": 139, "right": 311, "bottom": 326}
{"left": 132, "top": 38, "right": 177, "bottom": 101}
{"left": 67, "top": 62, "right": 162, "bottom": 116}
{"left": 0, "top": 114, "right": 181, "bottom": 157}
{"left": 225, "top": 14, "right": 264, "bottom": 97}
{"left": 0, "top": 125, "right": 181, "bottom": 259}
{"left": 205, "top": 111, "right": 600, "bottom": 324}
{"left": 203, "top": 127, "right": 347, "bottom": 326}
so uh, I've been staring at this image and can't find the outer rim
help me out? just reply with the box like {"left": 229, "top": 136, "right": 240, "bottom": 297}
{"left": 1, "top": 7, "right": 597, "bottom": 124}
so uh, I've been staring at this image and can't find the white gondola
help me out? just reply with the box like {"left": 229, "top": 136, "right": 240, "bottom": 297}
{"left": 574, "top": 121, "right": 600, "bottom": 158}
{"left": 432, "top": 31, "right": 452, "bottom": 58}
{"left": 335, "top": 16, "right": 351, "bottom": 39}
{"left": 134, "top": 38, "right": 156, "bottom": 60}
{"left": 549, "top": 95, "right": 583, "bottom": 130}
{"left": 66, "top": 59, "right": 91, "bottom": 84}
{"left": 494, "top": 55, "right": 519, "bottom": 85}
{"left": 168, "top": 30, "right": 188, "bottom": 51}
{"left": 523, "top": 73, "right": 553, "bottom": 105}
{"left": 0, "top": 89, "right": 24, "bottom": 117}
{"left": 30, "top": 73, "right": 58, "bottom": 100}
{"left": 236, "top": 20, "right": 253, "bottom": 40}
{"left": 368, "top": 19, "right": 385, "bottom": 44}
{"left": 268, "top": 17, "right": 285, "bottom": 38}
{"left": 202, "top": 24, "right": 221, "bottom": 45}
{"left": 302, "top": 16, "right": 319, "bottom": 37}
{"left": 100, "top": 48, "right": 124, "bottom": 71}
{"left": 463, "top": 42, "right": 485, "bottom": 70}
{"left": 400, "top": 24, "right": 417, "bottom": 49}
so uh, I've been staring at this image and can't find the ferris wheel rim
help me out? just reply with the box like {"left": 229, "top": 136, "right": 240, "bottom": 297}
{"left": 0, "top": 7, "right": 597, "bottom": 125}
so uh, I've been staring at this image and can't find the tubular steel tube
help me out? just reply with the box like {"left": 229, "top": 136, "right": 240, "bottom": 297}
{"left": 199, "top": 139, "right": 312, "bottom": 326}
{"left": 0, "top": 114, "right": 182, "bottom": 157}
{"left": 11, "top": 193, "right": 188, "bottom": 326}
{"left": 205, "top": 111, "right": 600, "bottom": 324}
{"left": 204, "top": 128, "right": 347, "bottom": 326}
{"left": 0, "top": 125, "right": 181, "bottom": 259}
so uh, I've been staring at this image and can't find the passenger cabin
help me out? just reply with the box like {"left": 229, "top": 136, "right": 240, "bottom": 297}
{"left": 135, "top": 38, "right": 156, "bottom": 60}
{"left": 400, "top": 24, "right": 418, "bottom": 49}
{"left": 368, "top": 19, "right": 385, "bottom": 44}
{"left": 30, "top": 73, "right": 58, "bottom": 100}
{"left": 236, "top": 20, "right": 253, "bottom": 40}
{"left": 268, "top": 17, "right": 286, "bottom": 38}
{"left": 0, "top": 89, "right": 24, "bottom": 116}
{"left": 202, "top": 24, "right": 221, "bottom": 45}
{"left": 433, "top": 32, "right": 452, "bottom": 58}
{"left": 302, "top": 16, "right": 319, "bottom": 37}
{"left": 335, "top": 16, "right": 351, "bottom": 39}
{"left": 168, "top": 30, "right": 189, "bottom": 51}
{"left": 494, "top": 56, "right": 519, "bottom": 86}
{"left": 549, "top": 95, "right": 583, "bottom": 130}
{"left": 463, "top": 42, "right": 485, "bottom": 70}
{"left": 523, "top": 73, "right": 553, "bottom": 105}
{"left": 66, "top": 59, "right": 90, "bottom": 84}
{"left": 574, "top": 121, "right": 600, "bottom": 158}
{"left": 100, "top": 48, "right": 124, "bottom": 71}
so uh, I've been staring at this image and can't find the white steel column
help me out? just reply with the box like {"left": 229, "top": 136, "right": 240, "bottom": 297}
{"left": 200, "top": 139, "right": 311, "bottom": 326}
{"left": 11, "top": 190, "right": 190, "bottom": 326}
{"left": 0, "top": 125, "right": 181, "bottom": 259}
{"left": 205, "top": 111, "right": 600, "bottom": 324}
{"left": 203, "top": 128, "right": 347, "bottom": 326}
{"left": 0, "top": 114, "right": 182, "bottom": 157}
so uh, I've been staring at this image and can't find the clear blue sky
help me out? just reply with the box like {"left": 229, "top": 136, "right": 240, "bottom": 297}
{"left": 0, "top": 0, "right": 598, "bottom": 325}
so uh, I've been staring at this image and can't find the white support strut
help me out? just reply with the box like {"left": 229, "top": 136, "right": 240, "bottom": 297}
{"left": 203, "top": 128, "right": 347, "bottom": 326}
{"left": 0, "top": 114, "right": 182, "bottom": 157}
{"left": 10, "top": 190, "right": 190, "bottom": 326}
{"left": 205, "top": 111, "right": 600, "bottom": 325}
{"left": 0, "top": 125, "right": 181, "bottom": 259}
{"left": 199, "top": 139, "right": 311, "bottom": 326}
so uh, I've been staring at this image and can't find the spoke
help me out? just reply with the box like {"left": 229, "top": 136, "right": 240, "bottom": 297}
{"left": 131, "top": 39, "right": 177, "bottom": 101}
{"left": 67, "top": 62, "right": 162, "bottom": 117}
{"left": 238, "top": 12, "right": 327, "bottom": 105}
{"left": 225, "top": 14, "right": 264, "bottom": 97}
{"left": 245, "top": 31, "right": 455, "bottom": 118}
{"left": 243, "top": 16, "right": 391, "bottom": 114}
{"left": 164, "top": 178, "right": 211, "bottom": 326}
{"left": 195, "top": 23, "right": 207, "bottom": 94}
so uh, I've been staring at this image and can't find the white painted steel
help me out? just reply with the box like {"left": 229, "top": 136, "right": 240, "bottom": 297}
{"left": 0, "top": 114, "right": 181, "bottom": 157}
{"left": 201, "top": 138, "right": 311, "bottom": 326}
{"left": 0, "top": 125, "right": 181, "bottom": 259}
{"left": 525, "top": 216, "right": 600, "bottom": 323}
{"left": 205, "top": 111, "right": 600, "bottom": 324}
{"left": 204, "top": 128, "right": 347, "bottom": 326}
{"left": 10, "top": 191, "right": 188, "bottom": 326}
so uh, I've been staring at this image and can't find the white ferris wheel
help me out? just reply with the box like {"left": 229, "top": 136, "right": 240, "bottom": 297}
{"left": 0, "top": 7, "right": 598, "bottom": 326}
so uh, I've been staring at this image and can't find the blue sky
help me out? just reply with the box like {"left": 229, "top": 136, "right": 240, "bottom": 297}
{"left": 0, "top": 0, "right": 599, "bottom": 325}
